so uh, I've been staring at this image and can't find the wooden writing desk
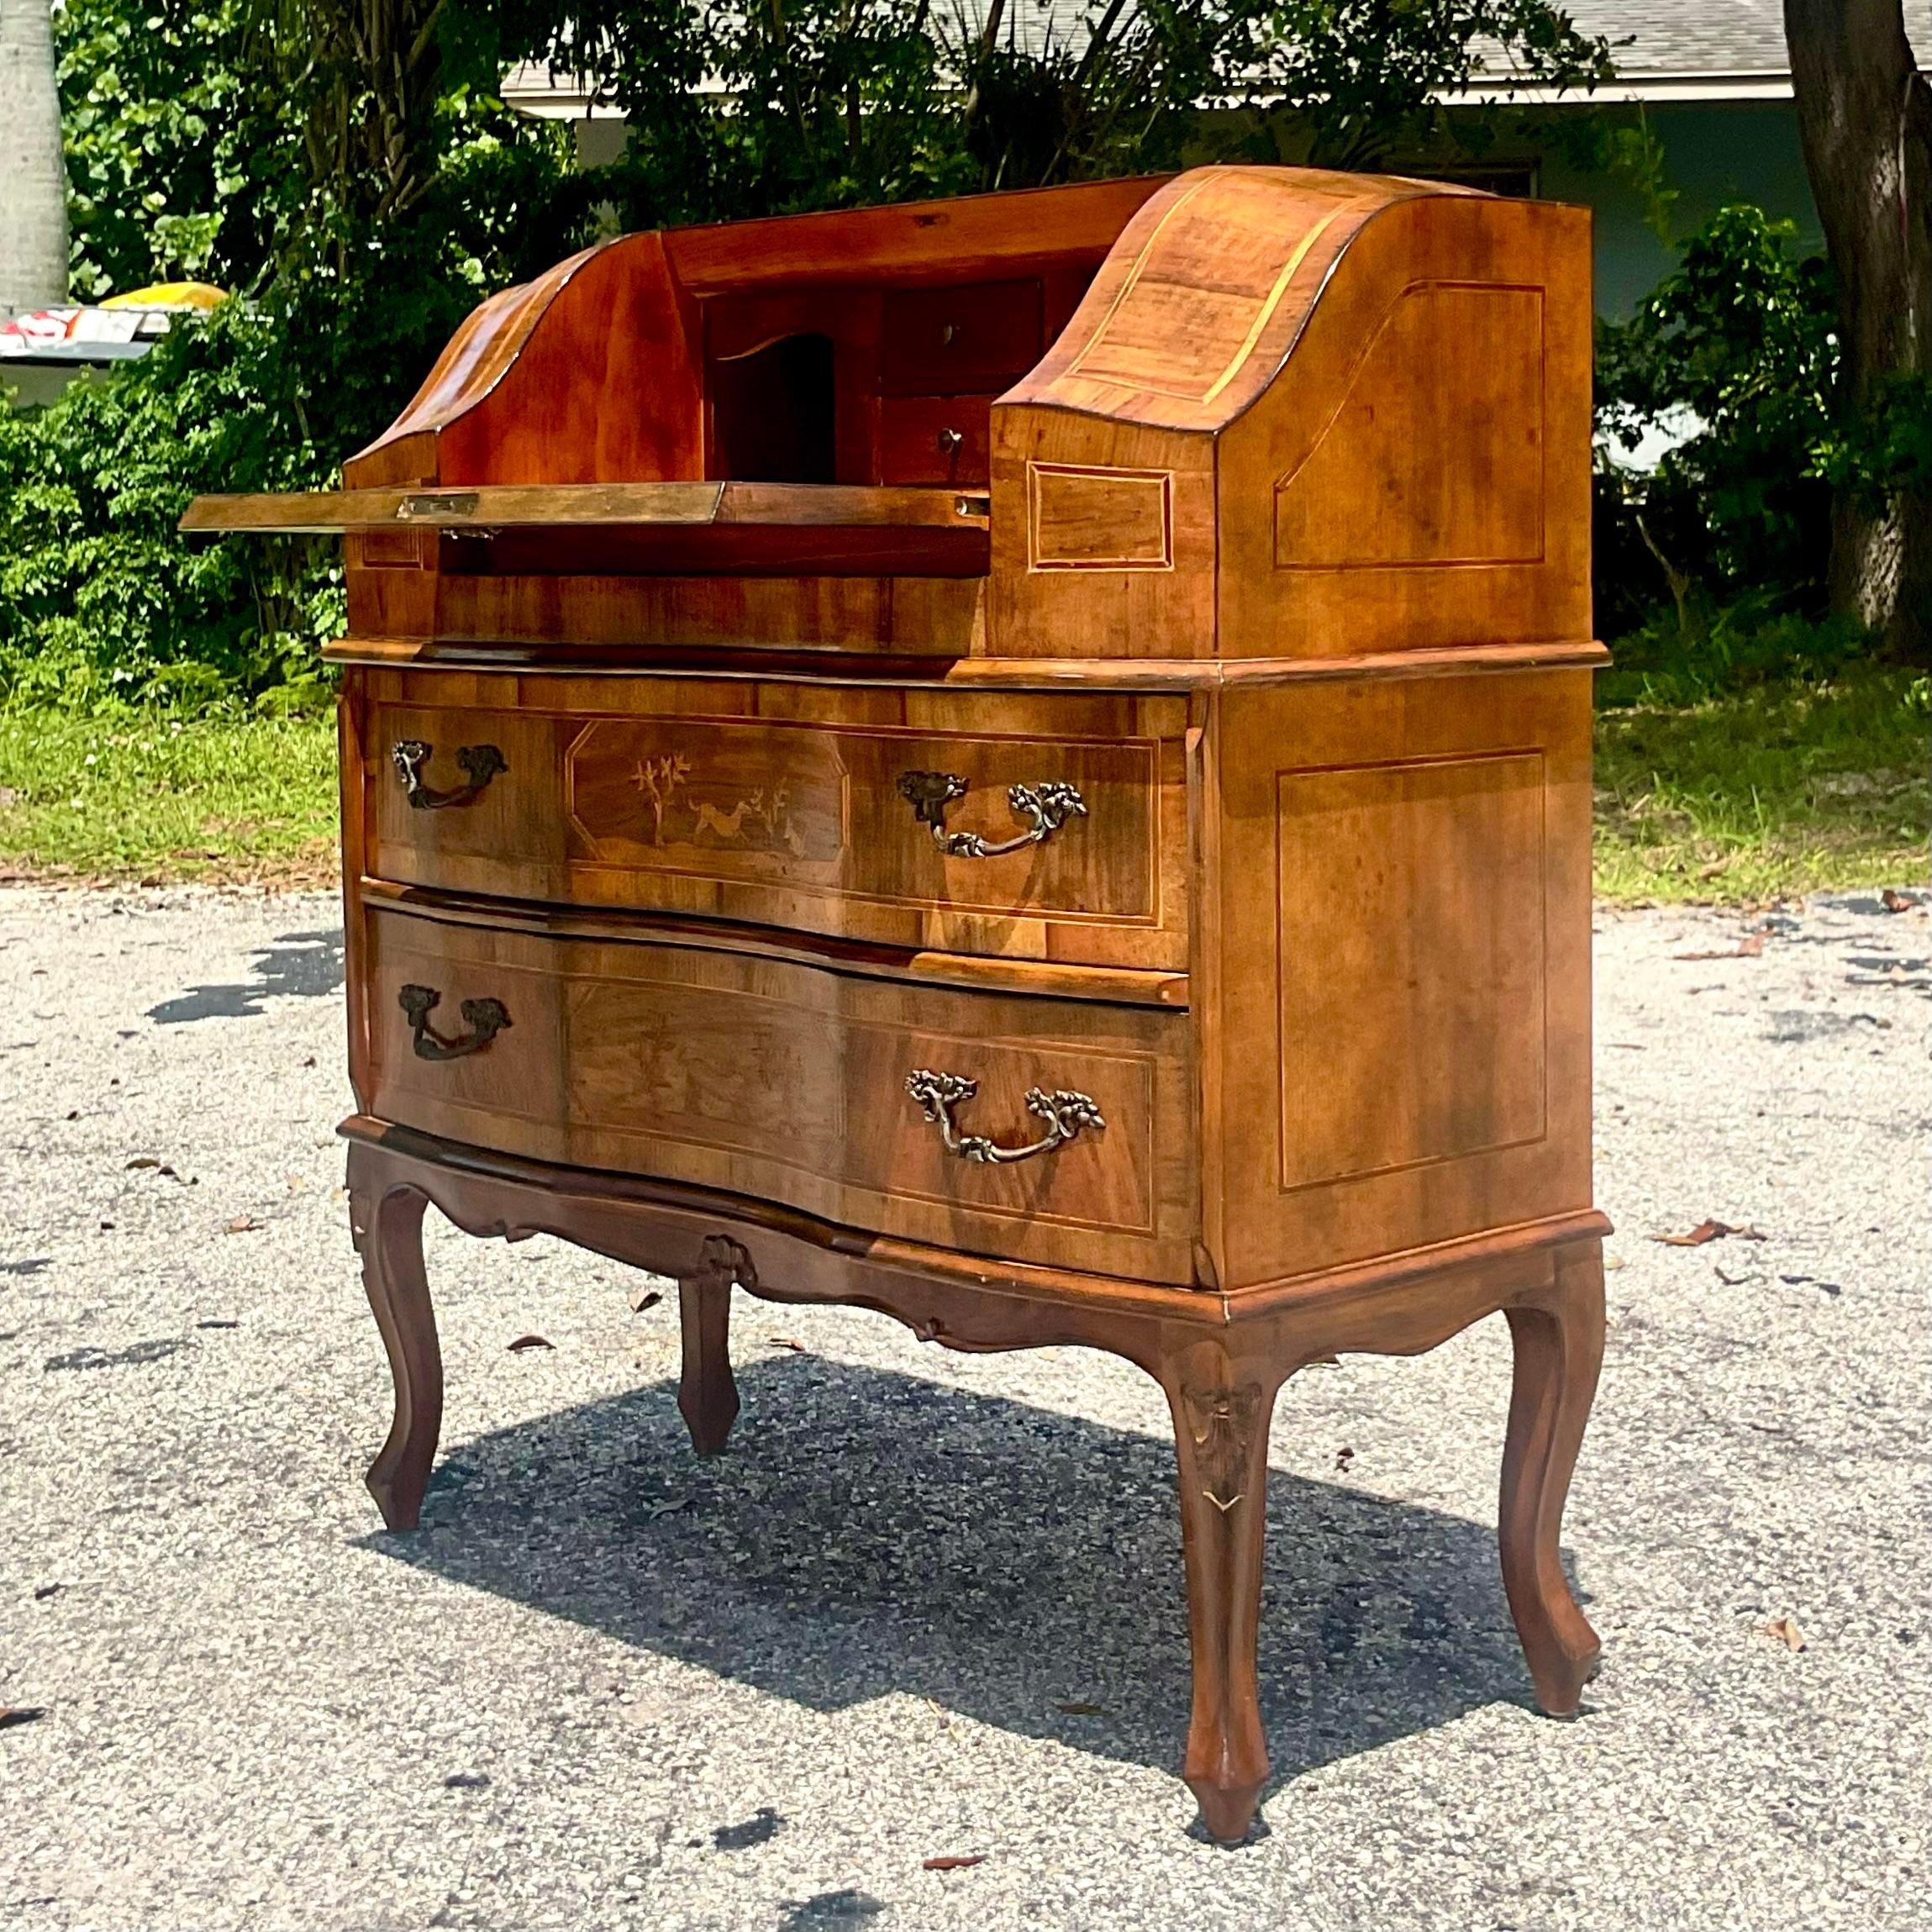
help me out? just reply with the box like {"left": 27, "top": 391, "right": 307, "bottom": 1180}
{"left": 187, "top": 166, "right": 1608, "bottom": 1841}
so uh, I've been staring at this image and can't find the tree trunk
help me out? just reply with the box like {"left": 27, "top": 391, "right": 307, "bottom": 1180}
{"left": 1786, "top": 0, "right": 1932, "bottom": 660}
{"left": 0, "top": 0, "right": 68, "bottom": 310}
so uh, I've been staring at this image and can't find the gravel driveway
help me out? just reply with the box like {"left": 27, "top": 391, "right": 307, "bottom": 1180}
{"left": 1, "top": 885, "right": 1925, "bottom": 1932}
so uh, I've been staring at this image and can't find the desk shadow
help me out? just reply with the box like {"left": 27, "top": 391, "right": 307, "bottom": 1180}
{"left": 367, "top": 1355, "right": 1549, "bottom": 1787}
{"left": 148, "top": 929, "right": 345, "bottom": 1024}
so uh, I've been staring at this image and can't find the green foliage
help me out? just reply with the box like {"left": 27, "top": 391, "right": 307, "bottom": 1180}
{"left": 1596, "top": 205, "right": 1841, "bottom": 629}
{"left": 0, "top": 708, "right": 337, "bottom": 880}
{"left": 0, "top": 302, "right": 340, "bottom": 709}
{"left": 1595, "top": 598, "right": 1872, "bottom": 711}
{"left": 1596, "top": 203, "right": 1932, "bottom": 645}
{"left": 55, "top": 0, "right": 278, "bottom": 298}
{"left": 528, "top": 0, "right": 1611, "bottom": 225}
{"left": 4, "top": 0, "right": 600, "bottom": 713}
{"left": 1814, "top": 373, "right": 1932, "bottom": 513}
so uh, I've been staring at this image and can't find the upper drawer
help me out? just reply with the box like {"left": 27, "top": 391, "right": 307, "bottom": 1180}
{"left": 880, "top": 281, "right": 1044, "bottom": 396}
{"left": 359, "top": 676, "right": 1189, "bottom": 971}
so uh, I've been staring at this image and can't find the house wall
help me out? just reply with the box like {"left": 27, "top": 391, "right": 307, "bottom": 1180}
{"left": 1536, "top": 102, "right": 1824, "bottom": 316}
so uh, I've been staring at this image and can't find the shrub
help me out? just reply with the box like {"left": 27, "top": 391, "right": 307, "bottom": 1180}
{"left": 1595, "top": 204, "right": 1841, "bottom": 635}
{"left": 0, "top": 303, "right": 340, "bottom": 712}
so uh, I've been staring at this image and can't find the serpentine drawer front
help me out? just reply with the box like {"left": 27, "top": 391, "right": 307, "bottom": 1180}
{"left": 364, "top": 676, "right": 1187, "bottom": 970}
{"left": 366, "top": 905, "right": 1198, "bottom": 1282}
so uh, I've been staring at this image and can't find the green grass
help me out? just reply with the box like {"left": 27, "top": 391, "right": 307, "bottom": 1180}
{"left": 0, "top": 709, "right": 337, "bottom": 886}
{"left": 1592, "top": 666, "right": 1929, "bottom": 903}
{"left": 0, "top": 671, "right": 1924, "bottom": 902}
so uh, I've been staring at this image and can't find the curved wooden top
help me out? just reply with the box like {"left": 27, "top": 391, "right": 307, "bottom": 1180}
{"left": 357, "top": 243, "right": 607, "bottom": 466}
{"left": 1003, "top": 166, "right": 1480, "bottom": 434}
{"left": 345, "top": 168, "right": 1498, "bottom": 487}
{"left": 347, "top": 176, "right": 1170, "bottom": 484}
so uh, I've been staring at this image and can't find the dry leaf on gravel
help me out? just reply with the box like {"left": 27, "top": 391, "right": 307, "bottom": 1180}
{"left": 1762, "top": 1615, "right": 1807, "bottom": 1652}
{"left": 125, "top": 1157, "right": 161, "bottom": 1170}
{"left": 1335, "top": 1445, "right": 1356, "bottom": 1471}
{"left": 923, "top": 1855, "right": 986, "bottom": 1872}
{"left": 1653, "top": 1220, "right": 1766, "bottom": 1247}
{"left": 1881, "top": 889, "right": 1916, "bottom": 913}
{"left": 0, "top": 1707, "right": 47, "bottom": 1730}
{"left": 1673, "top": 935, "right": 1764, "bottom": 961}
{"left": 628, "top": 1287, "right": 663, "bottom": 1313}
{"left": 1055, "top": 1701, "right": 1105, "bottom": 1716}
{"left": 224, "top": 1215, "right": 261, "bottom": 1234}
{"left": 768, "top": 1335, "right": 807, "bottom": 1352}
{"left": 507, "top": 1334, "right": 555, "bottom": 1352}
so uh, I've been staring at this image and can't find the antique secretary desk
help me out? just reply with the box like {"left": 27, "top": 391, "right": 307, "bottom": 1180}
{"left": 187, "top": 166, "right": 1610, "bottom": 1842}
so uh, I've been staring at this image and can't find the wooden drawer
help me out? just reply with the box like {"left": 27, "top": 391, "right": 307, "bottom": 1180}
{"left": 879, "top": 395, "right": 993, "bottom": 485}
{"left": 360, "top": 676, "right": 1189, "bottom": 971}
{"left": 365, "top": 907, "right": 1198, "bottom": 1282}
{"left": 881, "top": 281, "right": 1043, "bottom": 396}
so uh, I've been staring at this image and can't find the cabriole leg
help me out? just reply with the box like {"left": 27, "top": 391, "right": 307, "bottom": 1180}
{"left": 1161, "top": 1339, "right": 1286, "bottom": 1844}
{"left": 347, "top": 1147, "right": 441, "bottom": 1532}
{"left": 1500, "top": 1240, "right": 1606, "bottom": 1714}
{"left": 677, "top": 1234, "right": 752, "bottom": 1456}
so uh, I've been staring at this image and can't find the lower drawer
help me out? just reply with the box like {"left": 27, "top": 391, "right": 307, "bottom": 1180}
{"left": 366, "top": 908, "right": 1199, "bottom": 1283}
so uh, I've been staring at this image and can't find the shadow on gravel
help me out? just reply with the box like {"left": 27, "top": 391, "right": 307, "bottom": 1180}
{"left": 148, "top": 929, "right": 345, "bottom": 1024}
{"left": 370, "top": 1353, "right": 1549, "bottom": 1791}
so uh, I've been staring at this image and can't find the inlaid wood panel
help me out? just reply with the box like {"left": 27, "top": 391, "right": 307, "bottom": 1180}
{"left": 988, "top": 413, "right": 1214, "bottom": 659}
{"left": 1274, "top": 750, "right": 1548, "bottom": 1188}
{"left": 1005, "top": 167, "right": 1415, "bottom": 431}
{"left": 365, "top": 907, "right": 1198, "bottom": 1280}
{"left": 1204, "top": 669, "right": 1592, "bottom": 1289}
{"left": 1271, "top": 284, "right": 1545, "bottom": 569}
{"left": 1028, "top": 463, "right": 1174, "bottom": 571}
{"left": 363, "top": 676, "right": 1189, "bottom": 968}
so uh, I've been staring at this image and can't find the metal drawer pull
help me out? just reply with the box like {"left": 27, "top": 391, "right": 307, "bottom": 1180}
{"left": 905, "top": 1069, "right": 1103, "bottom": 1164}
{"left": 398, "top": 984, "right": 512, "bottom": 1061}
{"left": 392, "top": 740, "right": 506, "bottom": 810}
{"left": 894, "top": 771, "right": 1087, "bottom": 858}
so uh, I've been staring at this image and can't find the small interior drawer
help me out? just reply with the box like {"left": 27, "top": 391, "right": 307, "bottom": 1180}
{"left": 879, "top": 396, "right": 993, "bottom": 485}
{"left": 880, "top": 281, "right": 1043, "bottom": 396}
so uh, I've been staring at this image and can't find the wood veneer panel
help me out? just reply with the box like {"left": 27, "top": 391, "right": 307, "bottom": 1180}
{"left": 1005, "top": 166, "right": 1431, "bottom": 432}
{"left": 419, "top": 573, "right": 987, "bottom": 654}
{"left": 987, "top": 414, "right": 1214, "bottom": 659}
{"left": 1208, "top": 669, "right": 1593, "bottom": 1287}
{"left": 365, "top": 907, "right": 1198, "bottom": 1281}
{"left": 1217, "top": 196, "right": 1593, "bottom": 658}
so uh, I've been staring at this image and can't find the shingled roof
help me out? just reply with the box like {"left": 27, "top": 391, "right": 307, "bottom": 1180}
{"left": 504, "top": 1, "right": 1930, "bottom": 118}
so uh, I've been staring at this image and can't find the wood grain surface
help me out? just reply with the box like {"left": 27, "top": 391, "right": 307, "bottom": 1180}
{"left": 365, "top": 902, "right": 1199, "bottom": 1282}
{"left": 360, "top": 673, "right": 1187, "bottom": 968}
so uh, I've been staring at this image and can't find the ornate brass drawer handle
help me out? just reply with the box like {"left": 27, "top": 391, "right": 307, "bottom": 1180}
{"left": 398, "top": 984, "right": 512, "bottom": 1061}
{"left": 905, "top": 1069, "right": 1103, "bottom": 1164}
{"left": 895, "top": 771, "right": 1087, "bottom": 858}
{"left": 392, "top": 740, "right": 507, "bottom": 810}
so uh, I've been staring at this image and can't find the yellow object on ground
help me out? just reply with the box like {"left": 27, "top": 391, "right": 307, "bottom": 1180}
{"left": 100, "top": 282, "right": 228, "bottom": 311}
